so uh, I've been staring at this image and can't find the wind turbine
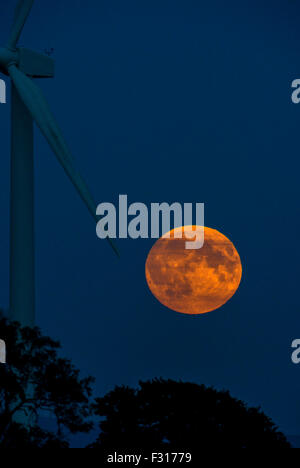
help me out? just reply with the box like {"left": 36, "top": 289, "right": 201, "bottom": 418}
{"left": 0, "top": 0, "right": 118, "bottom": 328}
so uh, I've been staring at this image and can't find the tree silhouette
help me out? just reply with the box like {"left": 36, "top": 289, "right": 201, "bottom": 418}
{"left": 91, "top": 379, "right": 291, "bottom": 449}
{"left": 0, "top": 315, "right": 93, "bottom": 448}
{"left": 0, "top": 314, "right": 292, "bottom": 449}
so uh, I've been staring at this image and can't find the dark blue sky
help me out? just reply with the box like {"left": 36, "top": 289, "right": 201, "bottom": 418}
{"left": 0, "top": 0, "right": 300, "bottom": 435}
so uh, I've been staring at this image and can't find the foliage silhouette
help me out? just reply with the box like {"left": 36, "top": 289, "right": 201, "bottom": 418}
{"left": 0, "top": 315, "right": 93, "bottom": 448}
{"left": 0, "top": 314, "right": 292, "bottom": 449}
{"left": 90, "top": 379, "right": 291, "bottom": 449}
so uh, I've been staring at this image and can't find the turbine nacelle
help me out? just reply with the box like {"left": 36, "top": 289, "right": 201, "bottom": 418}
{"left": 0, "top": 47, "right": 18, "bottom": 75}
{"left": 0, "top": 46, "right": 54, "bottom": 78}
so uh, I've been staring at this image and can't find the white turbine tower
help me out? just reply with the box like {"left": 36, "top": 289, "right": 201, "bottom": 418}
{"left": 0, "top": 0, "right": 118, "bottom": 327}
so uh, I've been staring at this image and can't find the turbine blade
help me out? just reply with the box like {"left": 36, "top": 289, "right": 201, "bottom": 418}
{"left": 7, "top": 0, "right": 35, "bottom": 50}
{"left": 8, "top": 65, "right": 120, "bottom": 257}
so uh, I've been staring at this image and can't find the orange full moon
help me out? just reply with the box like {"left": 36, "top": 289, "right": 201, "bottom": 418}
{"left": 145, "top": 226, "right": 242, "bottom": 315}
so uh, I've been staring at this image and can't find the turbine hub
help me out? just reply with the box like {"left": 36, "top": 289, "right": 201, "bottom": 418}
{"left": 0, "top": 47, "right": 18, "bottom": 75}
